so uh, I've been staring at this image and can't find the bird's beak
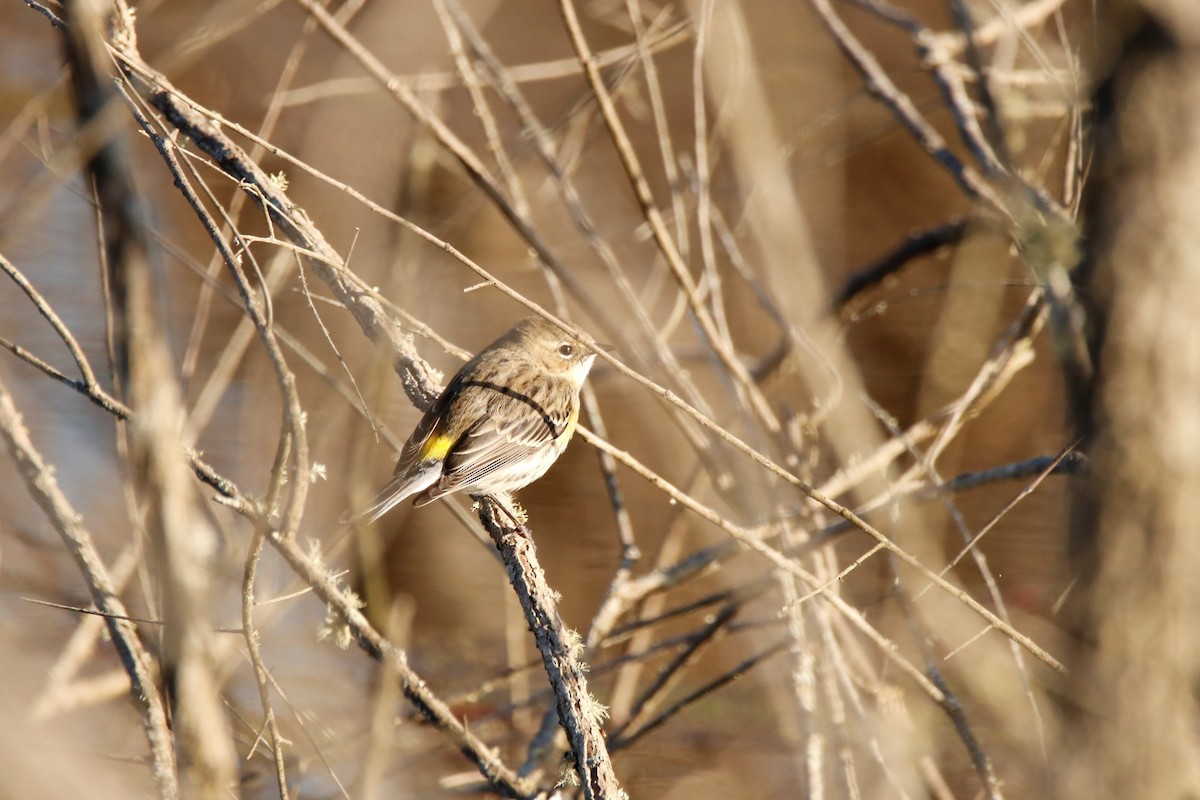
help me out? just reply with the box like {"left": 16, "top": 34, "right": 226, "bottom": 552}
{"left": 594, "top": 342, "right": 617, "bottom": 353}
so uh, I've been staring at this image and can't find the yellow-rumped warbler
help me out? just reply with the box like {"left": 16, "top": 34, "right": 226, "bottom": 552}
{"left": 348, "top": 316, "right": 603, "bottom": 522}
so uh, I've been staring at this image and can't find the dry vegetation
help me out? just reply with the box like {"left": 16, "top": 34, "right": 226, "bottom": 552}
{"left": 1, "top": 0, "right": 1197, "bottom": 798}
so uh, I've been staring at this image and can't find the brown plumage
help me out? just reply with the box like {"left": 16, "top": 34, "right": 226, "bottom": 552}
{"left": 346, "top": 316, "right": 602, "bottom": 522}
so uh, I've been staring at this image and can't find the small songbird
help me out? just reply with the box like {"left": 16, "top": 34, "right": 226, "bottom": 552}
{"left": 347, "top": 316, "right": 603, "bottom": 523}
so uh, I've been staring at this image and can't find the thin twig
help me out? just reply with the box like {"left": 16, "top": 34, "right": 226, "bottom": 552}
{"left": 555, "top": 0, "right": 783, "bottom": 436}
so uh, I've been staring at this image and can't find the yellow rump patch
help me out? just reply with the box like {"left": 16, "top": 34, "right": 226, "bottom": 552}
{"left": 421, "top": 434, "right": 454, "bottom": 461}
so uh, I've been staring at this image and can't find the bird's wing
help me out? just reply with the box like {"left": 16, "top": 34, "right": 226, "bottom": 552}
{"left": 426, "top": 396, "right": 567, "bottom": 499}
{"left": 391, "top": 361, "right": 482, "bottom": 475}
{"left": 391, "top": 400, "right": 446, "bottom": 475}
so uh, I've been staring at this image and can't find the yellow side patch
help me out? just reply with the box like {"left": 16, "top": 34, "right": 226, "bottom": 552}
{"left": 562, "top": 406, "right": 580, "bottom": 439}
{"left": 421, "top": 434, "right": 454, "bottom": 461}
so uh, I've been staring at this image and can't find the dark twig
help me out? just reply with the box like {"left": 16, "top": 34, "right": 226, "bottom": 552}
{"left": 802, "top": 451, "right": 1087, "bottom": 548}
{"left": 609, "top": 640, "right": 788, "bottom": 750}
{"left": 459, "top": 614, "right": 785, "bottom": 732}
{"left": 606, "top": 599, "right": 744, "bottom": 743}
{"left": 892, "top": 583, "right": 1001, "bottom": 800}
{"left": 607, "top": 581, "right": 771, "bottom": 641}
{"left": 23, "top": 0, "right": 65, "bottom": 29}
{"left": 831, "top": 219, "right": 969, "bottom": 310}
{"left": 936, "top": 451, "right": 1087, "bottom": 495}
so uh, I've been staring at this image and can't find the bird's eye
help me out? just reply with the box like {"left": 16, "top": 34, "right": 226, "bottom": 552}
{"left": 557, "top": 343, "right": 575, "bottom": 358}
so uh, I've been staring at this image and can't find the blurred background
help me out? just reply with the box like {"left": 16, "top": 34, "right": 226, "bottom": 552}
{"left": 4, "top": 0, "right": 1191, "bottom": 798}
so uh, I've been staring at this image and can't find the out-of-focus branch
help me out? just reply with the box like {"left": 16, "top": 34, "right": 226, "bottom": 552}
{"left": 0, "top": 377, "right": 178, "bottom": 799}
{"left": 1062, "top": 10, "right": 1200, "bottom": 798}
{"left": 63, "top": 0, "right": 237, "bottom": 795}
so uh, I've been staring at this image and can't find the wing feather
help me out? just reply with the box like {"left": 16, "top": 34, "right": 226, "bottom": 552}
{"left": 421, "top": 390, "right": 570, "bottom": 501}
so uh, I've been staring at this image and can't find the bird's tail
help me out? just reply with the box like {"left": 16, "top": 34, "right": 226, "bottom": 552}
{"left": 340, "top": 461, "right": 441, "bottom": 524}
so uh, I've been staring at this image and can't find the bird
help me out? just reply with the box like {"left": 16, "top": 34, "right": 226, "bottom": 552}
{"left": 346, "top": 316, "right": 603, "bottom": 523}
